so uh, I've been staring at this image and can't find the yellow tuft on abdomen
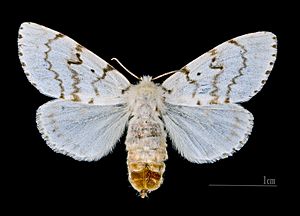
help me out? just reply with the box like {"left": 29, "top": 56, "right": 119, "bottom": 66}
{"left": 128, "top": 162, "right": 165, "bottom": 198}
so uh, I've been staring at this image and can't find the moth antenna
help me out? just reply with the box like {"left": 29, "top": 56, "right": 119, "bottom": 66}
{"left": 152, "top": 71, "right": 177, "bottom": 81}
{"left": 111, "top": 58, "right": 141, "bottom": 80}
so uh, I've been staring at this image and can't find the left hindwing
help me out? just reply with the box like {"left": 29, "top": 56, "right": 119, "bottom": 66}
{"left": 37, "top": 99, "right": 130, "bottom": 161}
{"left": 162, "top": 32, "right": 277, "bottom": 106}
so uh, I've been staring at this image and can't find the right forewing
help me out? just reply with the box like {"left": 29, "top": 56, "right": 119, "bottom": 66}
{"left": 162, "top": 103, "right": 253, "bottom": 163}
{"left": 37, "top": 99, "right": 130, "bottom": 161}
{"left": 162, "top": 32, "right": 277, "bottom": 106}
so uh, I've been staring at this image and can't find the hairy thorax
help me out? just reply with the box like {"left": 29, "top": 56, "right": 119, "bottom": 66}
{"left": 125, "top": 76, "right": 165, "bottom": 114}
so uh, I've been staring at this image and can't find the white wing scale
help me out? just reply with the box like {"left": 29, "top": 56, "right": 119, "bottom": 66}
{"left": 37, "top": 99, "right": 130, "bottom": 161}
{"left": 162, "top": 32, "right": 277, "bottom": 106}
{"left": 162, "top": 32, "right": 277, "bottom": 163}
{"left": 18, "top": 22, "right": 130, "bottom": 105}
{"left": 19, "top": 23, "right": 277, "bottom": 164}
{"left": 163, "top": 103, "right": 253, "bottom": 163}
{"left": 18, "top": 22, "right": 132, "bottom": 160}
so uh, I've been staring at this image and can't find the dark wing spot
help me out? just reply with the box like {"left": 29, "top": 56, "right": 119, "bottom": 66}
{"left": 103, "top": 64, "right": 114, "bottom": 73}
{"left": 209, "top": 49, "right": 217, "bottom": 56}
{"left": 265, "top": 70, "right": 271, "bottom": 75}
{"left": 272, "top": 44, "right": 277, "bottom": 49}
{"left": 196, "top": 100, "right": 201, "bottom": 105}
{"left": 88, "top": 98, "right": 94, "bottom": 104}
{"left": 56, "top": 33, "right": 64, "bottom": 38}
{"left": 228, "top": 39, "right": 239, "bottom": 45}
{"left": 18, "top": 34, "right": 23, "bottom": 39}
{"left": 209, "top": 55, "right": 223, "bottom": 70}
{"left": 67, "top": 53, "right": 83, "bottom": 65}
{"left": 197, "top": 72, "right": 201, "bottom": 76}
{"left": 180, "top": 66, "right": 190, "bottom": 75}
{"left": 209, "top": 99, "right": 218, "bottom": 104}
{"left": 270, "top": 62, "right": 274, "bottom": 65}
{"left": 90, "top": 69, "right": 95, "bottom": 73}
{"left": 121, "top": 86, "right": 131, "bottom": 94}
{"left": 261, "top": 80, "right": 267, "bottom": 84}
{"left": 162, "top": 87, "right": 172, "bottom": 94}
{"left": 224, "top": 98, "right": 230, "bottom": 103}
{"left": 209, "top": 64, "right": 224, "bottom": 70}
{"left": 75, "top": 44, "right": 84, "bottom": 52}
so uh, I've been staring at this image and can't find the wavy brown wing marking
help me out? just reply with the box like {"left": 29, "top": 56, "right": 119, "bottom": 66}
{"left": 162, "top": 32, "right": 277, "bottom": 106}
{"left": 18, "top": 22, "right": 130, "bottom": 105}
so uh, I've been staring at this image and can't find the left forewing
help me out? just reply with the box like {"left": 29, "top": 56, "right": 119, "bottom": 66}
{"left": 162, "top": 103, "right": 253, "bottom": 163}
{"left": 18, "top": 22, "right": 130, "bottom": 105}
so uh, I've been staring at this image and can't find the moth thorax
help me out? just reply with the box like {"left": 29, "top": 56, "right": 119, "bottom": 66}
{"left": 126, "top": 117, "right": 167, "bottom": 198}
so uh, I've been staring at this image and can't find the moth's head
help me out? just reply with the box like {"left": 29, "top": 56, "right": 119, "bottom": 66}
{"left": 140, "top": 76, "right": 153, "bottom": 82}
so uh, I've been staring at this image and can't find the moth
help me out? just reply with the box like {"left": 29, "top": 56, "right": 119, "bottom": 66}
{"left": 18, "top": 22, "right": 277, "bottom": 198}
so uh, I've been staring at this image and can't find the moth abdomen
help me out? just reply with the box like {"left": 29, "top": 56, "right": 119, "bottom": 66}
{"left": 126, "top": 117, "right": 167, "bottom": 198}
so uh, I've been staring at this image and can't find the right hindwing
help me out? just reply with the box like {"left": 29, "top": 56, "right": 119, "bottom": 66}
{"left": 162, "top": 103, "right": 253, "bottom": 163}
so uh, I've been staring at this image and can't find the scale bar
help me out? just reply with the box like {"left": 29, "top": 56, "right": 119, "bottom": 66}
{"left": 209, "top": 184, "right": 277, "bottom": 187}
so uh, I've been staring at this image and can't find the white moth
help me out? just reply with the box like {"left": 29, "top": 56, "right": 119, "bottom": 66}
{"left": 18, "top": 22, "right": 277, "bottom": 198}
